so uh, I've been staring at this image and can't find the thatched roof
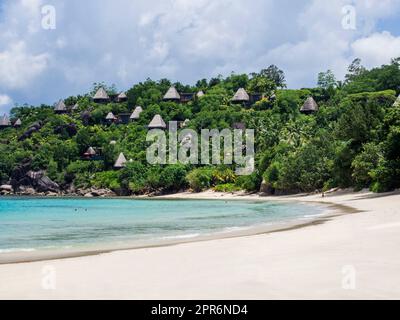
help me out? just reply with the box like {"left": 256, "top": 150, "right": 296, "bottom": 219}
{"left": 14, "top": 118, "right": 22, "bottom": 127}
{"left": 118, "top": 92, "right": 127, "bottom": 99}
{"left": 106, "top": 112, "right": 117, "bottom": 120}
{"left": 148, "top": 114, "right": 166, "bottom": 129}
{"left": 0, "top": 114, "right": 11, "bottom": 126}
{"left": 163, "top": 86, "right": 180, "bottom": 100}
{"left": 85, "top": 147, "right": 96, "bottom": 156}
{"left": 72, "top": 103, "right": 79, "bottom": 111}
{"left": 54, "top": 100, "right": 67, "bottom": 112}
{"left": 301, "top": 97, "right": 319, "bottom": 113}
{"left": 93, "top": 87, "right": 110, "bottom": 101}
{"left": 130, "top": 106, "right": 143, "bottom": 120}
{"left": 394, "top": 94, "right": 400, "bottom": 107}
{"left": 197, "top": 91, "right": 205, "bottom": 98}
{"left": 114, "top": 152, "right": 127, "bottom": 168}
{"left": 232, "top": 88, "right": 250, "bottom": 102}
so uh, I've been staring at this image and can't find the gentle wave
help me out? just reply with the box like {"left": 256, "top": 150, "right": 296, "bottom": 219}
{"left": 161, "top": 233, "right": 201, "bottom": 240}
{"left": 0, "top": 248, "right": 37, "bottom": 253}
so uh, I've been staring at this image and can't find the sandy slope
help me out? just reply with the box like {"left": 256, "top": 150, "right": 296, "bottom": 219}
{"left": 0, "top": 190, "right": 399, "bottom": 300}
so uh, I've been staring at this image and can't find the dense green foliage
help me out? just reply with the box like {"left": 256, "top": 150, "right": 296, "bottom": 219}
{"left": 1, "top": 60, "right": 400, "bottom": 195}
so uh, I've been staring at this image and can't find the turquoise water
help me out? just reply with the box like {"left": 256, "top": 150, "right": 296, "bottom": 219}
{"left": 0, "top": 198, "right": 324, "bottom": 253}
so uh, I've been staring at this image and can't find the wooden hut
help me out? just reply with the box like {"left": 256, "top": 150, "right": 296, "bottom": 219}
{"left": 72, "top": 103, "right": 79, "bottom": 112}
{"left": 0, "top": 114, "right": 11, "bottom": 129}
{"left": 232, "top": 88, "right": 250, "bottom": 104}
{"left": 83, "top": 147, "right": 96, "bottom": 159}
{"left": 105, "top": 112, "right": 117, "bottom": 124}
{"left": 300, "top": 97, "right": 319, "bottom": 114}
{"left": 93, "top": 87, "right": 110, "bottom": 104}
{"left": 163, "top": 86, "right": 181, "bottom": 102}
{"left": 13, "top": 118, "right": 22, "bottom": 128}
{"left": 130, "top": 106, "right": 143, "bottom": 121}
{"left": 114, "top": 152, "right": 127, "bottom": 169}
{"left": 117, "top": 92, "right": 128, "bottom": 103}
{"left": 54, "top": 100, "right": 68, "bottom": 114}
{"left": 148, "top": 114, "right": 167, "bottom": 130}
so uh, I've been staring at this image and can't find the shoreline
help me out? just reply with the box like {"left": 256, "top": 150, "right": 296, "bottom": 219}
{"left": 0, "top": 195, "right": 351, "bottom": 265}
{"left": 1, "top": 189, "right": 400, "bottom": 299}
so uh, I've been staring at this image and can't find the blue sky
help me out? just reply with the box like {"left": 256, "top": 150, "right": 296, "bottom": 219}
{"left": 1, "top": 0, "right": 400, "bottom": 113}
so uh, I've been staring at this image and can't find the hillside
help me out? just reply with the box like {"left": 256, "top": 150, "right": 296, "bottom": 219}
{"left": 0, "top": 60, "right": 399, "bottom": 197}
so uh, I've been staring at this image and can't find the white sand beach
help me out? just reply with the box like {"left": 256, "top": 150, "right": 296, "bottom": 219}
{"left": 0, "top": 190, "right": 399, "bottom": 300}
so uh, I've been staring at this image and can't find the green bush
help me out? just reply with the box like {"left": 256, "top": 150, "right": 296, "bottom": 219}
{"left": 186, "top": 167, "right": 214, "bottom": 192}
{"left": 214, "top": 183, "right": 241, "bottom": 192}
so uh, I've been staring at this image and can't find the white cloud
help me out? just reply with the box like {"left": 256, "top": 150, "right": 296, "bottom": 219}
{"left": 0, "top": 0, "right": 400, "bottom": 110}
{"left": 0, "top": 94, "right": 13, "bottom": 113}
{"left": 351, "top": 31, "right": 400, "bottom": 68}
{"left": 0, "top": 94, "right": 12, "bottom": 106}
{"left": 0, "top": 41, "right": 49, "bottom": 89}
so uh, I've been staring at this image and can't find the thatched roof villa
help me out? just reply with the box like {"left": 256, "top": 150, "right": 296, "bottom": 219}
{"left": 83, "top": 147, "right": 97, "bottom": 159}
{"left": 105, "top": 112, "right": 117, "bottom": 123}
{"left": 148, "top": 114, "right": 167, "bottom": 130}
{"left": 72, "top": 103, "right": 79, "bottom": 111}
{"left": 163, "top": 86, "right": 181, "bottom": 101}
{"left": 232, "top": 88, "right": 250, "bottom": 103}
{"left": 13, "top": 118, "right": 22, "bottom": 128}
{"left": 93, "top": 87, "right": 110, "bottom": 103}
{"left": 0, "top": 114, "right": 11, "bottom": 128}
{"left": 300, "top": 97, "right": 319, "bottom": 114}
{"left": 130, "top": 106, "right": 143, "bottom": 121}
{"left": 114, "top": 152, "right": 127, "bottom": 169}
{"left": 54, "top": 100, "right": 68, "bottom": 113}
{"left": 117, "top": 92, "right": 128, "bottom": 102}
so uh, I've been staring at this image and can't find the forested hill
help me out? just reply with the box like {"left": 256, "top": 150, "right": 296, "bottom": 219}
{"left": 0, "top": 59, "right": 399, "bottom": 196}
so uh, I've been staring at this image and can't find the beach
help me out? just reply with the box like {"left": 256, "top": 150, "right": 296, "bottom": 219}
{"left": 0, "top": 189, "right": 399, "bottom": 299}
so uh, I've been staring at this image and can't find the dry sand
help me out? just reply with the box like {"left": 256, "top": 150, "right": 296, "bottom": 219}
{"left": 0, "top": 189, "right": 399, "bottom": 300}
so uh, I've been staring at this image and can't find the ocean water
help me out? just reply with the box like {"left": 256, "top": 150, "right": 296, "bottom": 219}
{"left": 0, "top": 197, "right": 325, "bottom": 253}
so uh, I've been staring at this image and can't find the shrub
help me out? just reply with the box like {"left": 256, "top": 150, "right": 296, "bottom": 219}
{"left": 236, "top": 172, "right": 262, "bottom": 192}
{"left": 186, "top": 167, "right": 214, "bottom": 192}
{"left": 160, "top": 165, "right": 189, "bottom": 192}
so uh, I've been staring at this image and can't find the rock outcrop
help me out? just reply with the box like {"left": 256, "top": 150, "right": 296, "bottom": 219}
{"left": 10, "top": 159, "right": 60, "bottom": 194}
{"left": 54, "top": 123, "right": 78, "bottom": 137}
{"left": 18, "top": 121, "right": 42, "bottom": 141}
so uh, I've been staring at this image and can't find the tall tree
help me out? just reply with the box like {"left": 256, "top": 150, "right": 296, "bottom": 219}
{"left": 317, "top": 70, "right": 337, "bottom": 89}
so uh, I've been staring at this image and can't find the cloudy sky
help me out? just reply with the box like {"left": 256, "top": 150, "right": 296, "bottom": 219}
{"left": 1, "top": 0, "right": 400, "bottom": 113}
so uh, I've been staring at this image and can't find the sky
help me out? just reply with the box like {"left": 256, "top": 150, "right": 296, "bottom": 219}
{"left": 1, "top": 0, "right": 400, "bottom": 113}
